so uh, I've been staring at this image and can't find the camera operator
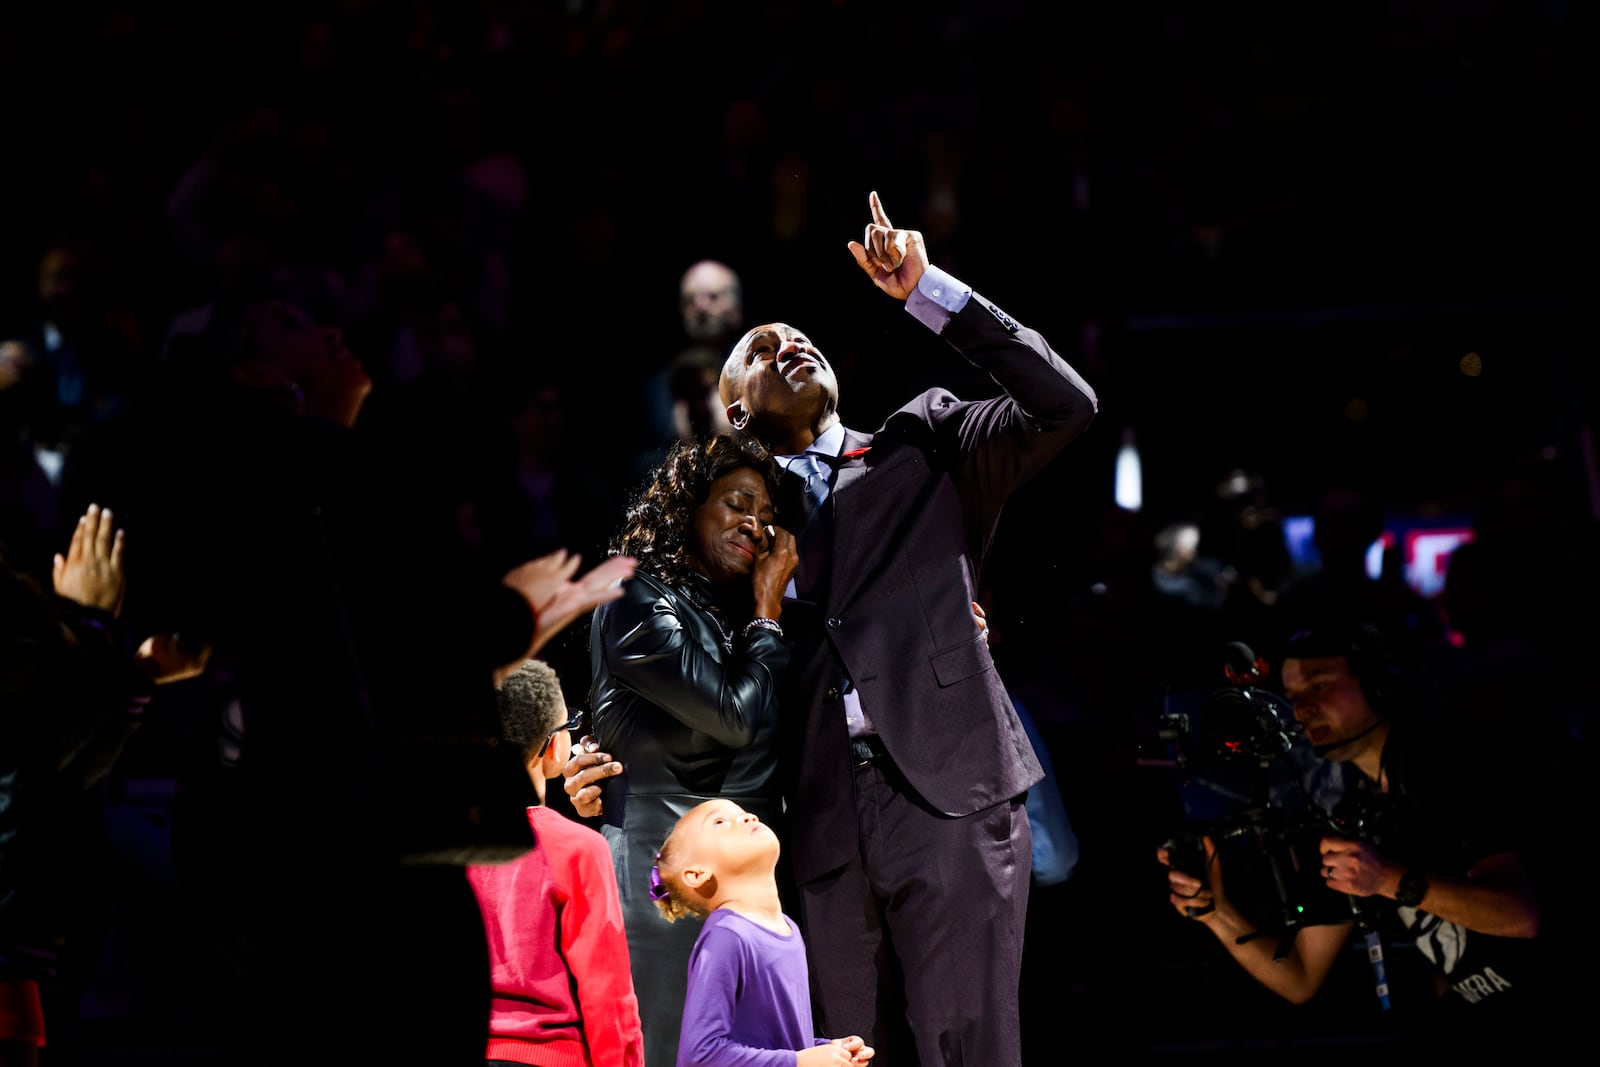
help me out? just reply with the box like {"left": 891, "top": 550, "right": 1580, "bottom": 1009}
{"left": 1156, "top": 609, "right": 1570, "bottom": 1052}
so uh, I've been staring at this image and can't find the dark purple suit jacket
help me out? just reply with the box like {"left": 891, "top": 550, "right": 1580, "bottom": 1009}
{"left": 779, "top": 288, "right": 1098, "bottom": 884}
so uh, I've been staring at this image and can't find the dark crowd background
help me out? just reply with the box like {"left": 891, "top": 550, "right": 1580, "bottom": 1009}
{"left": 1, "top": 0, "right": 1595, "bottom": 1062}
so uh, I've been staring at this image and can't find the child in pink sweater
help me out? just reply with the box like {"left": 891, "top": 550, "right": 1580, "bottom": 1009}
{"left": 468, "top": 660, "right": 643, "bottom": 1066}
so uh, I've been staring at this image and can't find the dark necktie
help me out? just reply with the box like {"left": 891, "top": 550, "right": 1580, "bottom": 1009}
{"left": 790, "top": 452, "right": 833, "bottom": 510}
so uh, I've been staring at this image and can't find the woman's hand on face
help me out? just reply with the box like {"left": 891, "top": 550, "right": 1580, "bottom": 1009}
{"left": 751, "top": 524, "right": 799, "bottom": 613}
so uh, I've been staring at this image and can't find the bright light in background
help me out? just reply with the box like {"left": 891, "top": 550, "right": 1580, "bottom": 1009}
{"left": 1286, "top": 516, "right": 1473, "bottom": 601}
{"left": 1363, "top": 532, "right": 1393, "bottom": 582}
{"left": 1401, "top": 527, "right": 1474, "bottom": 598}
{"left": 1114, "top": 427, "right": 1142, "bottom": 511}
{"left": 1282, "top": 515, "right": 1317, "bottom": 563}
{"left": 1362, "top": 528, "right": 1475, "bottom": 598}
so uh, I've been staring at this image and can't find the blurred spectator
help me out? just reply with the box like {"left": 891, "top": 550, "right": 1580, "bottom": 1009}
{"left": 1430, "top": 459, "right": 1595, "bottom": 757}
{"left": 469, "top": 368, "right": 623, "bottom": 696}
{"left": 0, "top": 502, "right": 206, "bottom": 1064}
{"left": 0, "top": 237, "right": 152, "bottom": 576}
{"left": 628, "top": 259, "right": 744, "bottom": 484}
{"left": 1144, "top": 517, "right": 1236, "bottom": 690}
{"left": 97, "top": 289, "right": 634, "bottom": 1065}
{"left": 1150, "top": 520, "right": 1233, "bottom": 612}
{"left": 1202, "top": 468, "right": 1296, "bottom": 654}
{"left": 353, "top": 272, "right": 504, "bottom": 503}
{"left": 1277, "top": 482, "right": 1448, "bottom": 673}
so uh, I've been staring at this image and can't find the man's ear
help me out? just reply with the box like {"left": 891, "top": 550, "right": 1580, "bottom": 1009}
{"left": 537, "top": 739, "right": 561, "bottom": 780}
{"left": 725, "top": 400, "right": 749, "bottom": 431}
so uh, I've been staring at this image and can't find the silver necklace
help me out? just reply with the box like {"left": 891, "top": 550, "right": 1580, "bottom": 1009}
{"left": 704, "top": 605, "right": 735, "bottom": 654}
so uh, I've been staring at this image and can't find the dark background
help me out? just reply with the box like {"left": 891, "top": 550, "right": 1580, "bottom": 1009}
{"left": 2, "top": 1, "right": 1594, "bottom": 1061}
{"left": 3, "top": 1, "right": 1594, "bottom": 514}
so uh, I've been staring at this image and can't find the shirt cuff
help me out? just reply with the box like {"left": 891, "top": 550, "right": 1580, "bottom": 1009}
{"left": 905, "top": 265, "right": 971, "bottom": 333}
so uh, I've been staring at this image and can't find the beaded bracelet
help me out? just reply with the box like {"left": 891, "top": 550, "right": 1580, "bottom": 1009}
{"left": 743, "top": 617, "right": 784, "bottom": 640}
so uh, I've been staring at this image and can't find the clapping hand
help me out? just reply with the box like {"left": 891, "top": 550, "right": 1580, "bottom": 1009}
{"left": 500, "top": 549, "right": 637, "bottom": 677}
{"left": 52, "top": 503, "right": 126, "bottom": 616}
{"left": 134, "top": 634, "right": 213, "bottom": 685}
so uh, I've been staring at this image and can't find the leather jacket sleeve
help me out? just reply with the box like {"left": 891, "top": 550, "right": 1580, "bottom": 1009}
{"left": 592, "top": 573, "right": 789, "bottom": 750}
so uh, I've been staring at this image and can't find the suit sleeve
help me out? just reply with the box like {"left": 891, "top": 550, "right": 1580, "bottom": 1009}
{"left": 594, "top": 581, "right": 789, "bottom": 748}
{"left": 901, "top": 277, "right": 1099, "bottom": 566}
{"left": 561, "top": 829, "right": 645, "bottom": 1067}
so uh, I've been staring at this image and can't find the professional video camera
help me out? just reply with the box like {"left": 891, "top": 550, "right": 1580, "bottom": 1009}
{"left": 1154, "top": 641, "right": 1300, "bottom": 770}
{"left": 1155, "top": 641, "right": 1374, "bottom": 958}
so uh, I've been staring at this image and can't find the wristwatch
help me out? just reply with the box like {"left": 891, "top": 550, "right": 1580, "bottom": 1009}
{"left": 1395, "top": 868, "right": 1429, "bottom": 907}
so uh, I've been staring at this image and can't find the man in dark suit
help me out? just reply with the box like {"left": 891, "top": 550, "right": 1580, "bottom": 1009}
{"left": 570, "top": 191, "right": 1096, "bottom": 1064}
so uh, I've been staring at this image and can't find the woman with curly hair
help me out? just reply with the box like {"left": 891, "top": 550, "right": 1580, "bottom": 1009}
{"left": 579, "top": 431, "right": 799, "bottom": 1067}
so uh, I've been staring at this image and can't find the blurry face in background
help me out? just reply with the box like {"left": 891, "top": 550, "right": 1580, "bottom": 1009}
{"left": 679, "top": 260, "right": 743, "bottom": 343}
{"left": 410, "top": 300, "right": 477, "bottom": 376}
{"left": 234, "top": 300, "right": 372, "bottom": 427}
{"left": 38, "top": 244, "right": 90, "bottom": 326}
{"left": 509, "top": 383, "right": 564, "bottom": 461}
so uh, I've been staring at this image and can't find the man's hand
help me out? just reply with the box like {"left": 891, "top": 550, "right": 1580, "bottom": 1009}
{"left": 1320, "top": 836, "right": 1400, "bottom": 899}
{"left": 1158, "top": 835, "right": 1221, "bottom": 921}
{"left": 52, "top": 503, "right": 126, "bottom": 616}
{"left": 134, "top": 634, "right": 213, "bottom": 684}
{"left": 562, "top": 735, "right": 624, "bottom": 818}
{"left": 501, "top": 550, "right": 636, "bottom": 676}
{"left": 846, "top": 190, "right": 928, "bottom": 301}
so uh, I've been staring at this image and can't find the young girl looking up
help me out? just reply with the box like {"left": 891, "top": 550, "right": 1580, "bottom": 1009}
{"left": 652, "top": 799, "right": 873, "bottom": 1067}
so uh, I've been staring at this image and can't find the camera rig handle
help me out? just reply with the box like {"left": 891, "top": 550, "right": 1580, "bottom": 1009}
{"left": 1161, "top": 833, "right": 1216, "bottom": 918}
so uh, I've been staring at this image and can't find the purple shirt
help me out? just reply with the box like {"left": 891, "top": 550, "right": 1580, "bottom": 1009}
{"left": 677, "top": 909, "right": 829, "bottom": 1067}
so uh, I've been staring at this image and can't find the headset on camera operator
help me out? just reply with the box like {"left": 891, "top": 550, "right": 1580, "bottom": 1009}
{"left": 1156, "top": 609, "right": 1557, "bottom": 1049}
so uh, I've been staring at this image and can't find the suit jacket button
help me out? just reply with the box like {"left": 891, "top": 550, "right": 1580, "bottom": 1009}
{"left": 825, "top": 687, "right": 841, "bottom": 702}
{"left": 826, "top": 617, "right": 842, "bottom": 629}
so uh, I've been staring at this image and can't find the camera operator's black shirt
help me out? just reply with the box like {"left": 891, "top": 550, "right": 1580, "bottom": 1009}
{"left": 1340, "top": 720, "right": 1542, "bottom": 1020}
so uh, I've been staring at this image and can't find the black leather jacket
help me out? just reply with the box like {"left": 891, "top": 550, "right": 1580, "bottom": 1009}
{"left": 588, "top": 569, "right": 790, "bottom": 832}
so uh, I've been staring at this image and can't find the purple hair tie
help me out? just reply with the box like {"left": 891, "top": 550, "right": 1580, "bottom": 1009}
{"left": 648, "top": 853, "right": 668, "bottom": 901}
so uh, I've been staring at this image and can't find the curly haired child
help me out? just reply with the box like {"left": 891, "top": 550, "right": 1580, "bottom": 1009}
{"left": 652, "top": 799, "right": 873, "bottom": 1067}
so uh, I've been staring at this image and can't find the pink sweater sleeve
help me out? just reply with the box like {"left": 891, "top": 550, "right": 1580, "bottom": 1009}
{"left": 558, "top": 825, "right": 645, "bottom": 1067}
